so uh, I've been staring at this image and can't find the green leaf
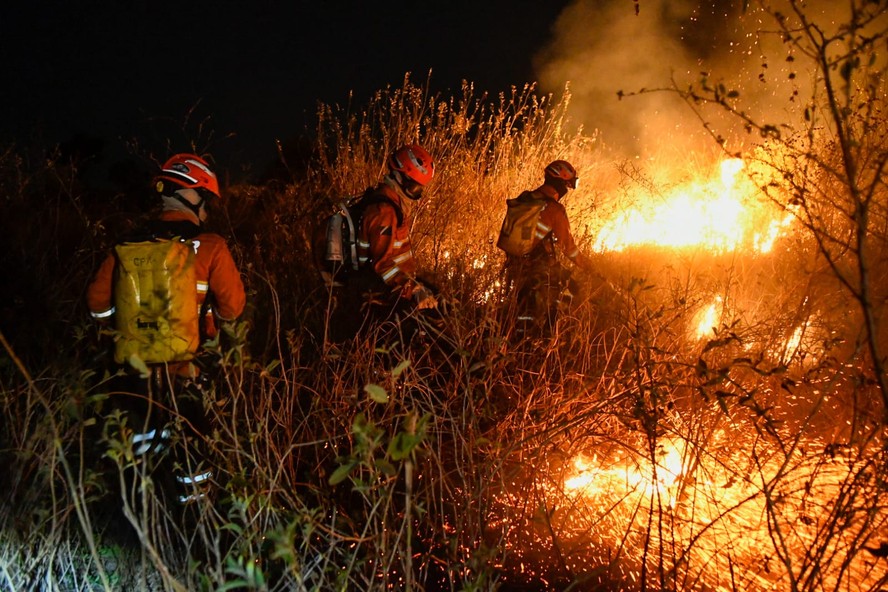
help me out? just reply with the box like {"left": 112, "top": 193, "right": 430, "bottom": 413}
{"left": 220, "top": 523, "right": 244, "bottom": 535}
{"left": 375, "top": 459, "right": 397, "bottom": 476}
{"left": 391, "top": 359, "right": 411, "bottom": 378}
{"left": 247, "top": 561, "right": 265, "bottom": 587}
{"left": 388, "top": 431, "right": 423, "bottom": 461}
{"left": 127, "top": 354, "right": 150, "bottom": 378}
{"left": 365, "top": 383, "right": 388, "bottom": 404}
{"left": 328, "top": 460, "right": 358, "bottom": 485}
{"left": 217, "top": 581, "right": 250, "bottom": 592}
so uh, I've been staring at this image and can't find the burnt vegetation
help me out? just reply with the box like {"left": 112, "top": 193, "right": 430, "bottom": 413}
{"left": 2, "top": 2, "right": 888, "bottom": 590}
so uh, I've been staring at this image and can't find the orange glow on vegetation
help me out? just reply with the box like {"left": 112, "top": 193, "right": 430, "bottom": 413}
{"left": 492, "top": 431, "right": 886, "bottom": 591}
{"left": 767, "top": 317, "right": 828, "bottom": 366}
{"left": 593, "top": 159, "right": 792, "bottom": 254}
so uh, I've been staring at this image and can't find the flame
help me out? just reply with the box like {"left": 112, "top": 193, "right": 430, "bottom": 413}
{"left": 693, "top": 296, "right": 722, "bottom": 339}
{"left": 768, "top": 317, "right": 826, "bottom": 365}
{"left": 754, "top": 212, "right": 795, "bottom": 252}
{"left": 492, "top": 430, "right": 883, "bottom": 591}
{"left": 564, "top": 439, "right": 686, "bottom": 507}
{"left": 592, "top": 158, "right": 791, "bottom": 253}
{"left": 784, "top": 323, "right": 806, "bottom": 355}
{"left": 563, "top": 454, "right": 598, "bottom": 491}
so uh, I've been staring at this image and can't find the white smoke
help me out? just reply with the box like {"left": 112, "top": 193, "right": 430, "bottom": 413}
{"left": 534, "top": 0, "right": 869, "bottom": 160}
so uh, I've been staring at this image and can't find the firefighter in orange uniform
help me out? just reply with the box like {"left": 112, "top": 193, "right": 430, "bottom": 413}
{"left": 332, "top": 144, "right": 437, "bottom": 341}
{"left": 502, "top": 160, "right": 593, "bottom": 337}
{"left": 87, "top": 153, "right": 246, "bottom": 505}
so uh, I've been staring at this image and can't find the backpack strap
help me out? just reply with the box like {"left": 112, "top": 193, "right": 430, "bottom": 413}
{"left": 147, "top": 220, "right": 202, "bottom": 241}
{"left": 516, "top": 189, "right": 542, "bottom": 203}
{"left": 121, "top": 220, "right": 201, "bottom": 244}
{"left": 519, "top": 191, "right": 557, "bottom": 259}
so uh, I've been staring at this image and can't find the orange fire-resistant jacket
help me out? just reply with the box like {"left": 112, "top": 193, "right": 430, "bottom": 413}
{"left": 523, "top": 184, "right": 586, "bottom": 265}
{"left": 355, "top": 183, "right": 418, "bottom": 299}
{"left": 87, "top": 210, "right": 246, "bottom": 340}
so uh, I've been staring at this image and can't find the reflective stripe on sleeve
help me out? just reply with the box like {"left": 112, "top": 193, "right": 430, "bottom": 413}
{"left": 381, "top": 266, "right": 401, "bottom": 282}
{"left": 197, "top": 281, "right": 209, "bottom": 294}
{"left": 90, "top": 307, "right": 116, "bottom": 319}
{"left": 176, "top": 470, "right": 213, "bottom": 485}
{"left": 393, "top": 251, "right": 413, "bottom": 265}
{"left": 177, "top": 492, "right": 207, "bottom": 504}
{"left": 130, "top": 428, "right": 171, "bottom": 456}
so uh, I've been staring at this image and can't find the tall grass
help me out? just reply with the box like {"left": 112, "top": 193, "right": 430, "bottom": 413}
{"left": 1, "top": 75, "right": 887, "bottom": 591}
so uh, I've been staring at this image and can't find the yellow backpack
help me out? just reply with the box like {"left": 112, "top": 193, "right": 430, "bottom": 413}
{"left": 496, "top": 192, "right": 547, "bottom": 257}
{"left": 113, "top": 238, "right": 199, "bottom": 364}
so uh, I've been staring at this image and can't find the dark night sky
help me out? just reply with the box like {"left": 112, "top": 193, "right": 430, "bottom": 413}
{"left": 1, "top": 1, "right": 573, "bottom": 181}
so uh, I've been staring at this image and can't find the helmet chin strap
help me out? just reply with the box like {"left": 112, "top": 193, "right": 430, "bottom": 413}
{"left": 390, "top": 171, "right": 423, "bottom": 200}
{"left": 548, "top": 179, "right": 569, "bottom": 199}
{"left": 385, "top": 173, "right": 411, "bottom": 200}
{"left": 172, "top": 190, "right": 206, "bottom": 221}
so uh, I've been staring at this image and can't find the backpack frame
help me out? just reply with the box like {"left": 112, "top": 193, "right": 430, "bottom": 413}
{"left": 316, "top": 191, "right": 403, "bottom": 287}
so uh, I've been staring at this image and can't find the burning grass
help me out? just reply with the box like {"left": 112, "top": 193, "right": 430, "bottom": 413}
{"left": 494, "top": 425, "right": 888, "bottom": 591}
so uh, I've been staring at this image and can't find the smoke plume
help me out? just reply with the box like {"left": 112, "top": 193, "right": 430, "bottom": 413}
{"left": 534, "top": 0, "right": 862, "bottom": 160}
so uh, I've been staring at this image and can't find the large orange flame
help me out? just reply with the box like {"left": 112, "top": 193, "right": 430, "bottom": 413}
{"left": 592, "top": 159, "right": 792, "bottom": 253}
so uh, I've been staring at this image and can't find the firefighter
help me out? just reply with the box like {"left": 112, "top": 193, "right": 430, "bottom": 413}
{"left": 87, "top": 153, "right": 246, "bottom": 505}
{"left": 331, "top": 143, "right": 437, "bottom": 342}
{"left": 500, "top": 159, "right": 593, "bottom": 338}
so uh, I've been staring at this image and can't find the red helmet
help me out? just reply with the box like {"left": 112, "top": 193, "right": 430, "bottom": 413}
{"left": 388, "top": 144, "right": 434, "bottom": 198}
{"left": 544, "top": 160, "right": 579, "bottom": 189}
{"left": 154, "top": 153, "right": 220, "bottom": 198}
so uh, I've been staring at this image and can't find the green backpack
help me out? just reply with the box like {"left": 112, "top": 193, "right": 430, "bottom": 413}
{"left": 496, "top": 192, "right": 547, "bottom": 257}
{"left": 113, "top": 238, "right": 199, "bottom": 364}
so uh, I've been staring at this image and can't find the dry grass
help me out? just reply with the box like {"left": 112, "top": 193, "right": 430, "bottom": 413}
{"left": 1, "top": 74, "right": 887, "bottom": 591}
